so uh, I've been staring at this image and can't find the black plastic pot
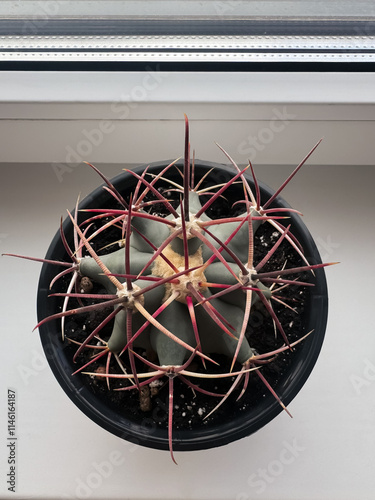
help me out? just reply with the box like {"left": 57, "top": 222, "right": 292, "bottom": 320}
{"left": 37, "top": 160, "right": 328, "bottom": 452}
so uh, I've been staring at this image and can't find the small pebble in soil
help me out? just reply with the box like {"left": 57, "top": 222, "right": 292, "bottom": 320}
{"left": 80, "top": 276, "right": 93, "bottom": 293}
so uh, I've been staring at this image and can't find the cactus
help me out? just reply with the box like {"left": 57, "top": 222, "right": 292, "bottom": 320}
{"left": 4, "top": 116, "right": 335, "bottom": 463}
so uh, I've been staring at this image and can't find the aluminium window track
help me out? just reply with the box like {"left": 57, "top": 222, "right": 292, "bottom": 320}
{"left": 1, "top": 35, "right": 375, "bottom": 63}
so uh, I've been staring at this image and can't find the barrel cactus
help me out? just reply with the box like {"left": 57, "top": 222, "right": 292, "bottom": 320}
{"left": 4, "top": 116, "right": 334, "bottom": 462}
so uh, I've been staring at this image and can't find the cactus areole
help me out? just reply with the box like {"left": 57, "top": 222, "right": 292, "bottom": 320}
{"left": 33, "top": 124, "right": 330, "bottom": 459}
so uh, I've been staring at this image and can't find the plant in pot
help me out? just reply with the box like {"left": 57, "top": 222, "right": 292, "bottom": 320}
{"left": 4, "top": 116, "right": 333, "bottom": 463}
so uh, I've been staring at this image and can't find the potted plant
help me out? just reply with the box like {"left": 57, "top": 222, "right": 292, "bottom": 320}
{"left": 4, "top": 117, "right": 333, "bottom": 463}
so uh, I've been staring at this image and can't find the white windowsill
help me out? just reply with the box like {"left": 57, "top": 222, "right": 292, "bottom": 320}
{"left": 0, "top": 71, "right": 374, "bottom": 167}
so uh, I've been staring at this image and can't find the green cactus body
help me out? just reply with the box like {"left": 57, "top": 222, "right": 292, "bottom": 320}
{"left": 78, "top": 190, "right": 268, "bottom": 367}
